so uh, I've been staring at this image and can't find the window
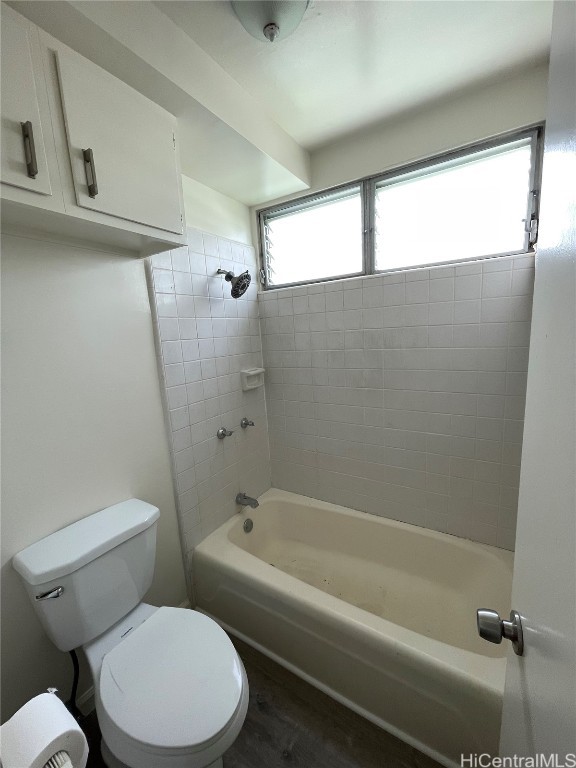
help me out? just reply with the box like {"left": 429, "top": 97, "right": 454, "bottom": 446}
{"left": 259, "top": 128, "right": 542, "bottom": 289}
{"left": 262, "top": 186, "right": 363, "bottom": 287}
{"left": 374, "top": 136, "right": 535, "bottom": 270}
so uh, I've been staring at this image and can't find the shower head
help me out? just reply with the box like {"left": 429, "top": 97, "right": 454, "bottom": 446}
{"left": 216, "top": 269, "right": 251, "bottom": 299}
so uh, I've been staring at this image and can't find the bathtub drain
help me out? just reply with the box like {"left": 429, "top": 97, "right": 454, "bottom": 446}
{"left": 243, "top": 518, "right": 253, "bottom": 533}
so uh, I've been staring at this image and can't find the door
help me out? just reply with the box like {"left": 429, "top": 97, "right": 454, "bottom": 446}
{"left": 498, "top": 0, "right": 576, "bottom": 758}
{"left": 55, "top": 48, "right": 183, "bottom": 235}
{"left": 0, "top": 10, "right": 52, "bottom": 196}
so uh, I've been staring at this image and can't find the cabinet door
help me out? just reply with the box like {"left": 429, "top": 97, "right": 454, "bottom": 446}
{"left": 1, "top": 12, "right": 52, "bottom": 196}
{"left": 56, "top": 48, "right": 183, "bottom": 235}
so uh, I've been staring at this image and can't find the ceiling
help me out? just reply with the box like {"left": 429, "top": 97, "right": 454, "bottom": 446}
{"left": 12, "top": 0, "right": 552, "bottom": 205}
{"left": 156, "top": 0, "right": 553, "bottom": 150}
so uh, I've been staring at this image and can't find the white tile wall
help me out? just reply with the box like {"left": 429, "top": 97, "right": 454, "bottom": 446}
{"left": 259, "top": 255, "right": 534, "bottom": 550}
{"left": 148, "top": 229, "right": 271, "bottom": 571}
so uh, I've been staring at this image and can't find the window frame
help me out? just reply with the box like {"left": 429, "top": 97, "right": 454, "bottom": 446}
{"left": 258, "top": 124, "right": 544, "bottom": 291}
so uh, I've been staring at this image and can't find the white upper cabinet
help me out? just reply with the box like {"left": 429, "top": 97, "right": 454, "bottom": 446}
{"left": 1, "top": 10, "right": 55, "bottom": 199}
{"left": 55, "top": 49, "right": 183, "bottom": 236}
{"left": 0, "top": 4, "right": 185, "bottom": 255}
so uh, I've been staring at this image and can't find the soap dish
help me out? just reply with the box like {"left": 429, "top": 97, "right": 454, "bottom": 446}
{"left": 240, "top": 368, "right": 265, "bottom": 391}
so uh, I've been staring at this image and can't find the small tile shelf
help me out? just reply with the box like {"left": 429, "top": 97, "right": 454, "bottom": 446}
{"left": 241, "top": 368, "right": 265, "bottom": 391}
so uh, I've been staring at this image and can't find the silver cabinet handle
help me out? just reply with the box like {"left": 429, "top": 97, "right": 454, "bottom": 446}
{"left": 35, "top": 586, "right": 64, "bottom": 601}
{"left": 20, "top": 121, "right": 38, "bottom": 178}
{"left": 82, "top": 148, "right": 98, "bottom": 198}
{"left": 477, "top": 608, "right": 524, "bottom": 655}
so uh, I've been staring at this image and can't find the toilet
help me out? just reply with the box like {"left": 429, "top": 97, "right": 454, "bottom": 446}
{"left": 12, "top": 499, "right": 248, "bottom": 768}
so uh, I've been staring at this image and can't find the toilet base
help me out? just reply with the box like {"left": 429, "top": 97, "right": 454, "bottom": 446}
{"left": 101, "top": 739, "right": 223, "bottom": 768}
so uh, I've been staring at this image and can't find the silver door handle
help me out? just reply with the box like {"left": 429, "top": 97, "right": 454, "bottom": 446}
{"left": 35, "top": 586, "right": 64, "bottom": 601}
{"left": 477, "top": 608, "right": 524, "bottom": 656}
{"left": 20, "top": 121, "right": 38, "bottom": 178}
{"left": 82, "top": 148, "right": 98, "bottom": 198}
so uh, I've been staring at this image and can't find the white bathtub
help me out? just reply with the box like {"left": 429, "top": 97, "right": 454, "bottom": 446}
{"left": 193, "top": 489, "right": 513, "bottom": 767}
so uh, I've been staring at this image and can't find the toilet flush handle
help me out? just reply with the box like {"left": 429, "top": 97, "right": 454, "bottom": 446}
{"left": 35, "top": 586, "right": 64, "bottom": 600}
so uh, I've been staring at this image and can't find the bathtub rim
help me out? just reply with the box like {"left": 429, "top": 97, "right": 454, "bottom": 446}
{"left": 195, "top": 488, "right": 510, "bottom": 697}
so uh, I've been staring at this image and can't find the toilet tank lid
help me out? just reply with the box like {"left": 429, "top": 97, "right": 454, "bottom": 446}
{"left": 12, "top": 499, "right": 160, "bottom": 586}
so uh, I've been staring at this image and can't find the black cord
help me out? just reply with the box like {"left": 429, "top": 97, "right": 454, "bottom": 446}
{"left": 66, "top": 649, "right": 82, "bottom": 721}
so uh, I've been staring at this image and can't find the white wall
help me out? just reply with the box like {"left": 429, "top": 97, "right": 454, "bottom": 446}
{"left": 311, "top": 63, "right": 548, "bottom": 191}
{"left": 182, "top": 175, "right": 253, "bottom": 246}
{"left": 1, "top": 234, "right": 187, "bottom": 720}
{"left": 260, "top": 254, "right": 533, "bottom": 550}
{"left": 252, "top": 62, "right": 548, "bottom": 226}
{"left": 148, "top": 228, "right": 271, "bottom": 569}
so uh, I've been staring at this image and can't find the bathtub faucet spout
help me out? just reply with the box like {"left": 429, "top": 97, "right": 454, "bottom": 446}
{"left": 236, "top": 492, "right": 259, "bottom": 509}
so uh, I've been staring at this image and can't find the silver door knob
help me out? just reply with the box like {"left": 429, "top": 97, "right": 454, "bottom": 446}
{"left": 477, "top": 609, "right": 524, "bottom": 656}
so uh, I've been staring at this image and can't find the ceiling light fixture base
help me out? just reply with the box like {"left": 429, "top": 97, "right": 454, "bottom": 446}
{"left": 231, "top": 1, "right": 309, "bottom": 43}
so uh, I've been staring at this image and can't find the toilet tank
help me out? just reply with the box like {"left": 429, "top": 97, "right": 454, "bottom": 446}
{"left": 13, "top": 499, "right": 160, "bottom": 651}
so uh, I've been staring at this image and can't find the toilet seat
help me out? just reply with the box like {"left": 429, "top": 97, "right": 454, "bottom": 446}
{"left": 98, "top": 607, "right": 246, "bottom": 764}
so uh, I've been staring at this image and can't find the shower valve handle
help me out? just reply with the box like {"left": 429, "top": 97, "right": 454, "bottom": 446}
{"left": 217, "top": 427, "right": 234, "bottom": 439}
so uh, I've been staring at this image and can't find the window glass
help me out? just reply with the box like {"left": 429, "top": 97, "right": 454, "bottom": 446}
{"left": 374, "top": 141, "right": 533, "bottom": 270}
{"left": 263, "top": 189, "right": 362, "bottom": 287}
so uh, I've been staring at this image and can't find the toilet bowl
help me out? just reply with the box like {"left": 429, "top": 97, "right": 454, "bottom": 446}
{"left": 12, "top": 499, "right": 249, "bottom": 768}
{"left": 85, "top": 604, "right": 249, "bottom": 768}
